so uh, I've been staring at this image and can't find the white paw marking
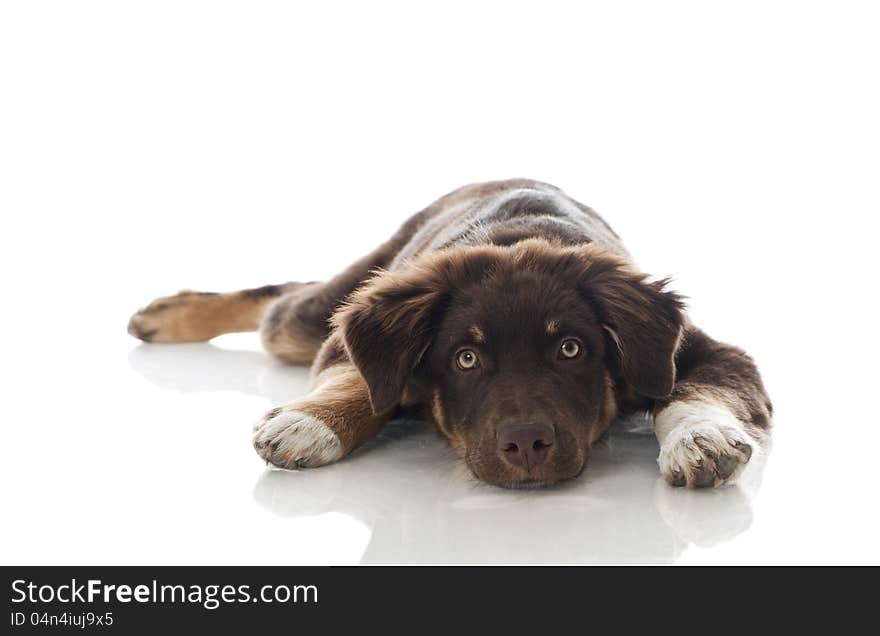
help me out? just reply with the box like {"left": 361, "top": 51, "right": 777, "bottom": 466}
{"left": 253, "top": 409, "right": 343, "bottom": 469}
{"left": 655, "top": 402, "right": 756, "bottom": 488}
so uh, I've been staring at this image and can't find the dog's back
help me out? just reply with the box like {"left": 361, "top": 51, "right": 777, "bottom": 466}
{"left": 390, "top": 179, "right": 629, "bottom": 270}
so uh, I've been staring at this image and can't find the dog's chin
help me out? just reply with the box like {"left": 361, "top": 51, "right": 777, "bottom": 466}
{"left": 468, "top": 461, "right": 585, "bottom": 490}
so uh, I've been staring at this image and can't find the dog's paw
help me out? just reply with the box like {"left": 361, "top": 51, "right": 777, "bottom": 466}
{"left": 253, "top": 407, "right": 343, "bottom": 470}
{"left": 127, "top": 291, "right": 220, "bottom": 342}
{"left": 656, "top": 402, "right": 756, "bottom": 488}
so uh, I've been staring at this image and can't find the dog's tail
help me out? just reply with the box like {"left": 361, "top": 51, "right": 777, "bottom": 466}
{"left": 127, "top": 282, "right": 306, "bottom": 343}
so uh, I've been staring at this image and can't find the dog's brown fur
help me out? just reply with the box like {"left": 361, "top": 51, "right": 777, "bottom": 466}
{"left": 129, "top": 179, "right": 771, "bottom": 488}
{"left": 128, "top": 285, "right": 301, "bottom": 343}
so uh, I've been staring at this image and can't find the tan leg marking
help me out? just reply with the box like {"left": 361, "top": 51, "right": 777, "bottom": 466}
{"left": 128, "top": 291, "right": 274, "bottom": 342}
{"left": 253, "top": 364, "right": 389, "bottom": 469}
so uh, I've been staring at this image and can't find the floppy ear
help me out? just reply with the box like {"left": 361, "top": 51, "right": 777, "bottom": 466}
{"left": 579, "top": 256, "right": 685, "bottom": 398}
{"left": 333, "top": 269, "right": 446, "bottom": 415}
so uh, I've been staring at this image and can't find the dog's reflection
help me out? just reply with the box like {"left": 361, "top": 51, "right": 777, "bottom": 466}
{"left": 253, "top": 420, "right": 764, "bottom": 564}
{"left": 128, "top": 341, "right": 311, "bottom": 403}
{"left": 129, "top": 341, "right": 763, "bottom": 564}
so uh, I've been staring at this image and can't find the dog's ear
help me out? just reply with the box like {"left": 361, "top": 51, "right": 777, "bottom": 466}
{"left": 577, "top": 252, "right": 685, "bottom": 398}
{"left": 333, "top": 268, "right": 446, "bottom": 415}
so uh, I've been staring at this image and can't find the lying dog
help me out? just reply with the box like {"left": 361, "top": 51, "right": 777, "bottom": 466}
{"left": 128, "top": 179, "right": 772, "bottom": 488}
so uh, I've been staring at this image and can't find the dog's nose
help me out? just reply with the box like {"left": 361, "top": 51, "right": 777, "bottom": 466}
{"left": 497, "top": 422, "right": 555, "bottom": 472}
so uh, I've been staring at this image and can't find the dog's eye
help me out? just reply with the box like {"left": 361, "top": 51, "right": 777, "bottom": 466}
{"left": 456, "top": 349, "right": 479, "bottom": 370}
{"left": 559, "top": 339, "right": 582, "bottom": 359}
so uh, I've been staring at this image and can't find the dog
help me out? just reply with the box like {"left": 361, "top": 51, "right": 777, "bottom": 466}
{"left": 128, "top": 179, "right": 772, "bottom": 488}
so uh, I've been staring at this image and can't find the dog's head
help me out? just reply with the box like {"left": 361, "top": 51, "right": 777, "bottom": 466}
{"left": 334, "top": 239, "right": 684, "bottom": 488}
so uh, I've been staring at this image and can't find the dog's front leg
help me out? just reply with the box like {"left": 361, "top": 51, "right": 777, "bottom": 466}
{"left": 253, "top": 363, "right": 388, "bottom": 469}
{"left": 654, "top": 326, "right": 772, "bottom": 488}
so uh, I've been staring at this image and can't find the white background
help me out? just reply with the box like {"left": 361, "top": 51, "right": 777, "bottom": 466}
{"left": 2, "top": 1, "right": 878, "bottom": 564}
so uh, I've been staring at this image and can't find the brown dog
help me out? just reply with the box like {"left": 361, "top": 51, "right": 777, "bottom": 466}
{"left": 128, "top": 179, "right": 771, "bottom": 488}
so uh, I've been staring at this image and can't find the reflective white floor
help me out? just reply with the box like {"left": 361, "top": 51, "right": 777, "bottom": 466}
{"left": 5, "top": 323, "right": 877, "bottom": 565}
